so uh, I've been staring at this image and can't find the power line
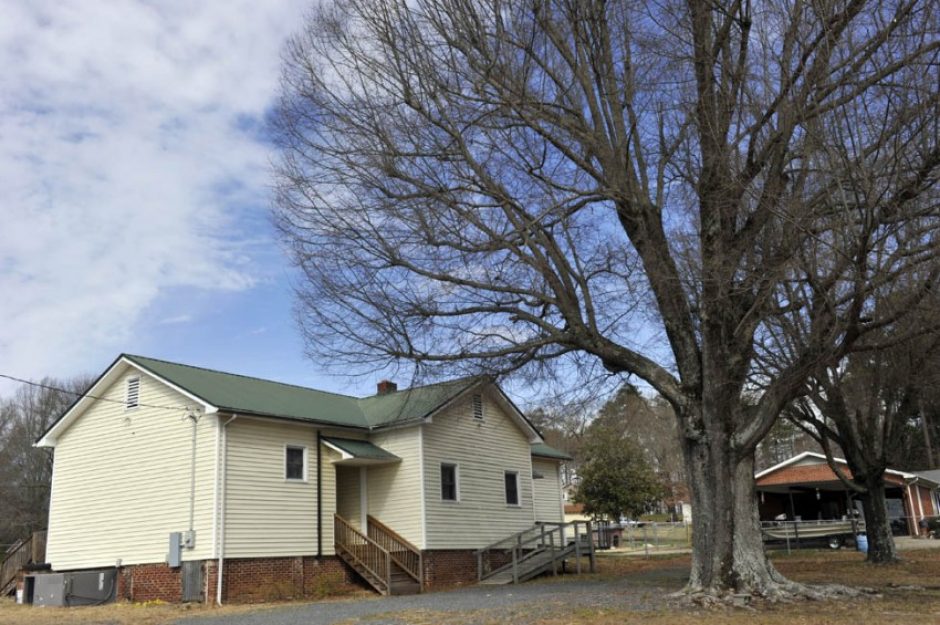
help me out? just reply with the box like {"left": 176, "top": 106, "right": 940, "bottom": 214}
{"left": 0, "top": 373, "right": 198, "bottom": 413}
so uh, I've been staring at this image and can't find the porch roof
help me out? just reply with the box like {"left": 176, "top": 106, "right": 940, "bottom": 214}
{"left": 321, "top": 436, "right": 401, "bottom": 465}
{"left": 531, "top": 443, "right": 572, "bottom": 461}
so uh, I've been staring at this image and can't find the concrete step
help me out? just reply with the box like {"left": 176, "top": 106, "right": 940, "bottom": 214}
{"left": 390, "top": 580, "right": 422, "bottom": 595}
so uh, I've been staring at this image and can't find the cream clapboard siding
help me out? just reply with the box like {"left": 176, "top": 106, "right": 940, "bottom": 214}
{"left": 532, "top": 458, "right": 564, "bottom": 523}
{"left": 223, "top": 418, "right": 338, "bottom": 557}
{"left": 422, "top": 389, "right": 534, "bottom": 549}
{"left": 365, "top": 428, "right": 424, "bottom": 548}
{"left": 335, "top": 466, "right": 362, "bottom": 531}
{"left": 46, "top": 367, "right": 215, "bottom": 569}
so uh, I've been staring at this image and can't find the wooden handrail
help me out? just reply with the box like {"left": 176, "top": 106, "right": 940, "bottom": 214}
{"left": 474, "top": 523, "right": 543, "bottom": 555}
{"left": 476, "top": 520, "right": 596, "bottom": 582}
{"left": 31, "top": 531, "right": 47, "bottom": 565}
{"left": 1, "top": 531, "right": 43, "bottom": 593}
{"left": 334, "top": 515, "right": 391, "bottom": 594}
{"left": 366, "top": 516, "right": 422, "bottom": 587}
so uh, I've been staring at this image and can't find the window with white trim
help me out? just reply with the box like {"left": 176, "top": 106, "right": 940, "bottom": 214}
{"left": 125, "top": 377, "right": 140, "bottom": 410}
{"left": 505, "top": 471, "right": 520, "bottom": 506}
{"left": 472, "top": 393, "right": 484, "bottom": 420}
{"left": 285, "top": 446, "right": 307, "bottom": 481}
{"left": 441, "top": 463, "right": 458, "bottom": 501}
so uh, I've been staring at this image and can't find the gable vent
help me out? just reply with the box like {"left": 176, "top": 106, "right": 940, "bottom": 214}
{"left": 125, "top": 377, "right": 140, "bottom": 410}
{"left": 472, "top": 393, "right": 484, "bottom": 420}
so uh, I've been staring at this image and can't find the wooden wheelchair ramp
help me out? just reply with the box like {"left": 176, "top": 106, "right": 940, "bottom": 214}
{"left": 476, "top": 521, "right": 595, "bottom": 586}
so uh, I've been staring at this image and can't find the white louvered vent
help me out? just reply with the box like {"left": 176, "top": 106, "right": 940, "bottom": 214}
{"left": 126, "top": 377, "right": 140, "bottom": 410}
{"left": 472, "top": 393, "right": 484, "bottom": 420}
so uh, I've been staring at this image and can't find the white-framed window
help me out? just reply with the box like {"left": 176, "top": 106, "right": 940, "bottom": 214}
{"left": 504, "top": 470, "right": 520, "bottom": 506}
{"left": 472, "top": 393, "right": 484, "bottom": 420}
{"left": 441, "top": 462, "right": 459, "bottom": 501}
{"left": 125, "top": 377, "right": 140, "bottom": 411}
{"left": 285, "top": 445, "right": 307, "bottom": 481}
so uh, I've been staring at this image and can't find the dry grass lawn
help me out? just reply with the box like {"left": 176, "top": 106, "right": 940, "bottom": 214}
{"left": 2, "top": 548, "right": 939, "bottom": 625}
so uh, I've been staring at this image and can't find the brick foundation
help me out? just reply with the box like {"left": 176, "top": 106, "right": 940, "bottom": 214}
{"left": 117, "top": 562, "right": 183, "bottom": 603}
{"left": 107, "top": 556, "right": 365, "bottom": 604}
{"left": 422, "top": 550, "right": 485, "bottom": 589}
{"left": 55, "top": 551, "right": 486, "bottom": 603}
{"left": 221, "top": 556, "right": 363, "bottom": 603}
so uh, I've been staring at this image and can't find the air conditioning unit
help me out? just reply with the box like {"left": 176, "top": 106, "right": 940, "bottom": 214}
{"left": 27, "top": 569, "right": 116, "bottom": 607}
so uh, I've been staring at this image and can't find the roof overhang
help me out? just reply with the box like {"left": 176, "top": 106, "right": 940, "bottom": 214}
{"left": 755, "top": 451, "right": 938, "bottom": 488}
{"left": 35, "top": 355, "right": 217, "bottom": 448}
{"left": 321, "top": 436, "right": 401, "bottom": 466}
{"left": 489, "top": 385, "right": 543, "bottom": 444}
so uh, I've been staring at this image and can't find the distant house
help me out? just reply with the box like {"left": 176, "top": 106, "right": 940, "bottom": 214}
{"left": 35, "top": 355, "right": 570, "bottom": 603}
{"left": 755, "top": 452, "right": 940, "bottom": 537}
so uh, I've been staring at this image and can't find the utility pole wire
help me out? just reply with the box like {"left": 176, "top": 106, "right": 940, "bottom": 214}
{"left": 0, "top": 373, "right": 196, "bottom": 412}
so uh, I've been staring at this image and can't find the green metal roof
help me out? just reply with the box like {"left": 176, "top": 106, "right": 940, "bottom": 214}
{"left": 357, "top": 377, "right": 480, "bottom": 426}
{"left": 321, "top": 436, "right": 400, "bottom": 461}
{"left": 531, "top": 443, "right": 572, "bottom": 461}
{"left": 124, "top": 354, "right": 482, "bottom": 430}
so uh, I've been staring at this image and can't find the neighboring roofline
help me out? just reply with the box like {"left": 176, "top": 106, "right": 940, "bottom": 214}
{"left": 755, "top": 451, "right": 934, "bottom": 485}
{"left": 35, "top": 354, "right": 217, "bottom": 448}
{"left": 910, "top": 470, "right": 940, "bottom": 488}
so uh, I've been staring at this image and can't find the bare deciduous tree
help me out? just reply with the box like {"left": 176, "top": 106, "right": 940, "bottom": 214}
{"left": 0, "top": 376, "right": 92, "bottom": 544}
{"left": 273, "top": 0, "right": 940, "bottom": 599}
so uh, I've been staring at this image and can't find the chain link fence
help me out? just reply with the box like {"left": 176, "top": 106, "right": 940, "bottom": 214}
{"left": 596, "top": 522, "right": 693, "bottom": 555}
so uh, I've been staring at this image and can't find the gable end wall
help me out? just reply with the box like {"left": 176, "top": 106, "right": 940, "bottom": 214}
{"left": 46, "top": 367, "right": 216, "bottom": 570}
{"left": 422, "top": 388, "right": 535, "bottom": 549}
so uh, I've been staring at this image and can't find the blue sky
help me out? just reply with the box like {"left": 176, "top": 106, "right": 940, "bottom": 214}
{"left": 0, "top": 1, "right": 374, "bottom": 397}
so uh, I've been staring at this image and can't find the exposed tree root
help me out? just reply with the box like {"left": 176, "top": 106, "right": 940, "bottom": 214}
{"left": 669, "top": 580, "right": 878, "bottom": 608}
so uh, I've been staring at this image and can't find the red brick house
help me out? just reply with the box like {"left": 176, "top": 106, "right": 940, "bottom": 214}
{"left": 755, "top": 452, "right": 940, "bottom": 537}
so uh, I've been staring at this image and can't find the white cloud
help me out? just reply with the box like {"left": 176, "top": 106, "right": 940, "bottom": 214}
{"left": 158, "top": 314, "right": 193, "bottom": 326}
{"left": 0, "top": 1, "right": 303, "bottom": 385}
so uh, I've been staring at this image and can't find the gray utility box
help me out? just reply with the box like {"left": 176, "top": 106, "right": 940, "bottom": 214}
{"left": 30, "top": 569, "right": 117, "bottom": 607}
{"left": 33, "top": 573, "right": 66, "bottom": 607}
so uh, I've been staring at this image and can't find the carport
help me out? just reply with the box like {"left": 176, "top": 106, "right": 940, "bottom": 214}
{"left": 755, "top": 452, "right": 940, "bottom": 537}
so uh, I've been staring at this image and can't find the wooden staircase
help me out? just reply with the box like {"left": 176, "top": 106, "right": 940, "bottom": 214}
{"left": 476, "top": 521, "right": 595, "bottom": 585}
{"left": 334, "top": 515, "right": 422, "bottom": 595}
{"left": 1, "top": 531, "right": 47, "bottom": 596}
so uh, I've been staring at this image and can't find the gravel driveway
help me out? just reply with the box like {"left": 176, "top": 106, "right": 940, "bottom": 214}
{"left": 176, "top": 567, "right": 687, "bottom": 625}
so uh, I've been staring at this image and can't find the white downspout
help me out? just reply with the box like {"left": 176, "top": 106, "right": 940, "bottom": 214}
{"left": 210, "top": 415, "right": 220, "bottom": 562}
{"left": 417, "top": 425, "right": 427, "bottom": 550}
{"left": 207, "top": 414, "right": 220, "bottom": 604}
{"left": 359, "top": 467, "right": 368, "bottom": 531}
{"left": 216, "top": 414, "right": 238, "bottom": 605}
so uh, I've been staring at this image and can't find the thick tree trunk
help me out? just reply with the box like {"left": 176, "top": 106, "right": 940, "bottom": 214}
{"left": 684, "top": 436, "right": 790, "bottom": 597}
{"left": 859, "top": 476, "right": 899, "bottom": 564}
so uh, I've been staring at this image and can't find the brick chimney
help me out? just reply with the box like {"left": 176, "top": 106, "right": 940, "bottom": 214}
{"left": 377, "top": 380, "right": 398, "bottom": 395}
